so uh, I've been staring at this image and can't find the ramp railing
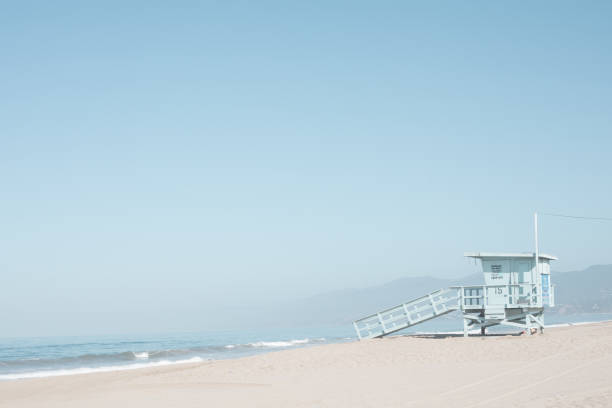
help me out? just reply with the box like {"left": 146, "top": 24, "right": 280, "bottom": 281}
{"left": 353, "top": 288, "right": 461, "bottom": 339}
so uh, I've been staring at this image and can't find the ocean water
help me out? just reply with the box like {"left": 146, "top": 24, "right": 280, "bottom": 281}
{"left": 2, "top": 313, "right": 611, "bottom": 381}
{"left": 0, "top": 326, "right": 355, "bottom": 380}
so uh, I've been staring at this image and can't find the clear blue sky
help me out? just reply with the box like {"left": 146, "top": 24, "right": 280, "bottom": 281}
{"left": 1, "top": 1, "right": 611, "bottom": 336}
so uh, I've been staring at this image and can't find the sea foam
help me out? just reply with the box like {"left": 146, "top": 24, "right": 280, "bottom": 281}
{"left": 0, "top": 357, "right": 204, "bottom": 381}
{"left": 133, "top": 352, "right": 149, "bottom": 360}
{"left": 248, "top": 338, "right": 311, "bottom": 348}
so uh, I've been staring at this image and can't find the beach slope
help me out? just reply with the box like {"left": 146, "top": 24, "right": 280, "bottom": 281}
{"left": 1, "top": 322, "right": 611, "bottom": 408}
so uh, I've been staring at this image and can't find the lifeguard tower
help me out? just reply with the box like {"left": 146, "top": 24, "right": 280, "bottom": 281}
{"left": 353, "top": 214, "right": 556, "bottom": 339}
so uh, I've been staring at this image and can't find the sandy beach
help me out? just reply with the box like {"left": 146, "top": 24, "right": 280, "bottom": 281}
{"left": 1, "top": 322, "right": 611, "bottom": 408}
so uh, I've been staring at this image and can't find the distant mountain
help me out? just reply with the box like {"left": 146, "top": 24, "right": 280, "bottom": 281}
{"left": 551, "top": 264, "right": 612, "bottom": 315}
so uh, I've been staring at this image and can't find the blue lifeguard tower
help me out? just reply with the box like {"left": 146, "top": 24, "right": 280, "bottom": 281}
{"left": 353, "top": 214, "right": 556, "bottom": 338}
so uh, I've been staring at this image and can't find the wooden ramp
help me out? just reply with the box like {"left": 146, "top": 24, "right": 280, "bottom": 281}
{"left": 353, "top": 288, "right": 461, "bottom": 339}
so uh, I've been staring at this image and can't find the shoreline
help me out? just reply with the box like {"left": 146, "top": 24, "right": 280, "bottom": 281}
{"left": 1, "top": 321, "right": 611, "bottom": 407}
{"left": 3, "top": 318, "right": 612, "bottom": 382}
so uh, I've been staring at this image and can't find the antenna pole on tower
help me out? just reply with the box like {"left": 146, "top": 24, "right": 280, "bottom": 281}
{"left": 534, "top": 212, "right": 539, "bottom": 274}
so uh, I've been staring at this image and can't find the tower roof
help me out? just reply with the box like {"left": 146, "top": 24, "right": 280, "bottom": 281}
{"left": 464, "top": 252, "right": 558, "bottom": 260}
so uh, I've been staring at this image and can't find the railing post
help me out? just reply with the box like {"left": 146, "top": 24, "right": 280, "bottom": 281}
{"left": 402, "top": 303, "right": 414, "bottom": 325}
{"left": 482, "top": 285, "right": 487, "bottom": 307}
{"left": 377, "top": 313, "right": 386, "bottom": 334}
{"left": 428, "top": 294, "right": 438, "bottom": 315}
{"left": 353, "top": 322, "right": 362, "bottom": 340}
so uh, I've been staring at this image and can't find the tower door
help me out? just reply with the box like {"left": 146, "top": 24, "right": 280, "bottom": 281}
{"left": 513, "top": 261, "right": 532, "bottom": 305}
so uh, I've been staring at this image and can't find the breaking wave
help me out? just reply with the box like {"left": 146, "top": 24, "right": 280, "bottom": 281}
{"left": 248, "top": 339, "right": 311, "bottom": 348}
{"left": 133, "top": 352, "right": 149, "bottom": 360}
{"left": 223, "top": 338, "right": 326, "bottom": 350}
